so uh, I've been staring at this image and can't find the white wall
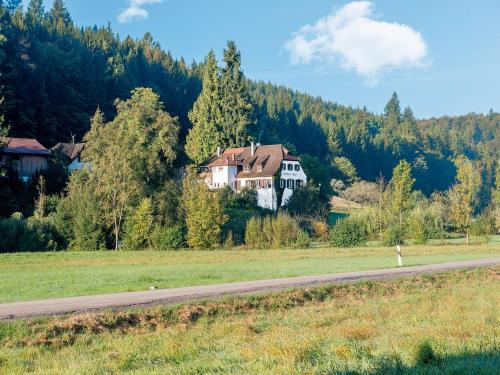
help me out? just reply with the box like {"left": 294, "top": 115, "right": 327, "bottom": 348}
{"left": 239, "top": 177, "right": 275, "bottom": 210}
{"left": 211, "top": 165, "right": 238, "bottom": 189}
{"left": 279, "top": 160, "right": 307, "bottom": 206}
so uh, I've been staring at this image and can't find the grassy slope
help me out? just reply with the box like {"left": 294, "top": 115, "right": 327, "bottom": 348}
{"left": 0, "top": 243, "right": 498, "bottom": 303}
{"left": 0, "top": 268, "right": 498, "bottom": 374}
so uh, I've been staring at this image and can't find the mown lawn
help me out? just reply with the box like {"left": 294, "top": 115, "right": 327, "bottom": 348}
{"left": 0, "top": 241, "right": 498, "bottom": 303}
{"left": 0, "top": 267, "right": 498, "bottom": 374}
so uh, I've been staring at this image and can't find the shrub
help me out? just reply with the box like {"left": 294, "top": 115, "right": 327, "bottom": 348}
{"left": 310, "top": 219, "right": 328, "bottom": 240}
{"left": 244, "top": 216, "right": 265, "bottom": 249}
{"left": 152, "top": 226, "right": 186, "bottom": 250}
{"left": 223, "top": 230, "right": 234, "bottom": 249}
{"left": 295, "top": 230, "right": 311, "bottom": 248}
{"left": 124, "top": 198, "right": 155, "bottom": 250}
{"left": 272, "top": 212, "right": 299, "bottom": 248}
{"left": 328, "top": 217, "right": 367, "bottom": 247}
{"left": 471, "top": 214, "right": 494, "bottom": 237}
{"left": 383, "top": 225, "right": 405, "bottom": 246}
{"left": 244, "top": 213, "right": 303, "bottom": 249}
{"left": 414, "top": 341, "right": 439, "bottom": 366}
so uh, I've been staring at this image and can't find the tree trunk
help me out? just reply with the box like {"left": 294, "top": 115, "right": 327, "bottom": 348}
{"left": 466, "top": 232, "right": 469, "bottom": 245}
{"left": 115, "top": 228, "right": 119, "bottom": 251}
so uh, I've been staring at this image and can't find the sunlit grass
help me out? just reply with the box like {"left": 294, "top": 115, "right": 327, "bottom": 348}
{"left": 0, "top": 267, "right": 498, "bottom": 374}
{"left": 0, "top": 242, "right": 498, "bottom": 303}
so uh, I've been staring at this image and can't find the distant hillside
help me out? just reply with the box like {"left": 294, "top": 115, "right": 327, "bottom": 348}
{"left": 0, "top": 3, "right": 498, "bottom": 198}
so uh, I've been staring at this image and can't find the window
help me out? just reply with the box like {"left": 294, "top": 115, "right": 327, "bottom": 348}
{"left": 280, "top": 178, "right": 285, "bottom": 188}
{"left": 281, "top": 163, "right": 287, "bottom": 170}
{"left": 243, "top": 165, "right": 250, "bottom": 172}
{"left": 287, "top": 179, "right": 294, "bottom": 189}
{"left": 287, "top": 164, "right": 293, "bottom": 171}
{"left": 257, "top": 164, "right": 263, "bottom": 172}
{"left": 296, "top": 180, "right": 302, "bottom": 189}
{"left": 218, "top": 167, "right": 223, "bottom": 172}
{"left": 294, "top": 164, "right": 300, "bottom": 171}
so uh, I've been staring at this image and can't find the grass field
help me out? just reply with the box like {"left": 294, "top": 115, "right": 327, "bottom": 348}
{"left": 0, "top": 242, "right": 499, "bottom": 303}
{"left": 0, "top": 267, "right": 498, "bottom": 374}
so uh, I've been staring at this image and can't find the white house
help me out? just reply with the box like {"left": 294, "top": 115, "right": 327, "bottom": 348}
{"left": 200, "top": 143, "right": 307, "bottom": 210}
{"left": 51, "top": 143, "right": 90, "bottom": 172}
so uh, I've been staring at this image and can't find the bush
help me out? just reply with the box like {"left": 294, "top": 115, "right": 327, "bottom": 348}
{"left": 0, "top": 213, "right": 63, "bottom": 252}
{"left": 244, "top": 216, "right": 265, "bottom": 249}
{"left": 244, "top": 213, "right": 304, "bottom": 249}
{"left": 414, "top": 341, "right": 439, "bottom": 366}
{"left": 328, "top": 217, "right": 367, "bottom": 247}
{"left": 310, "top": 219, "right": 328, "bottom": 241}
{"left": 383, "top": 225, "right": 405, "bottom": 246}
{"left": 471, "top": 214, "right": 494, "bottom": 237}
{"left": 295, "top": 230, "right": 311, "bottom": 248}
{"left": 272, "top": 212, "right": 299, "bottom": 248}
{"left": 124, "top": 198, "right": 155, "bottom": 250}
{"left": 152, "top": 226, "right": 186, "bottom": 250}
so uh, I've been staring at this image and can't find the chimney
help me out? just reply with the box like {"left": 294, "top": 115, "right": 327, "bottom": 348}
{"left": 217, "top": 146, "right": 221, "bottom": 157}
{"left": 251, "top": 141, "right": 255, "bottom": 157}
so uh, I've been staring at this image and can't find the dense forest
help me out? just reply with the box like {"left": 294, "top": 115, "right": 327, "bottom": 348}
{"left": 0, "top": 2, "right": 498, "bottom": 186}
{"left": 0, "top": 1, "right": 499, "bottom": 252}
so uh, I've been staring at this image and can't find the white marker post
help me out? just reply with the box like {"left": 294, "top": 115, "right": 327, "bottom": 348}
{"left": 396, "top": 245, "right": 403, "bottom": 267}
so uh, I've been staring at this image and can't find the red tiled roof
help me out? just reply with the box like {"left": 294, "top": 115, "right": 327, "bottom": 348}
{"left": 1, "top": 137, "right": 50, "bottom": 156}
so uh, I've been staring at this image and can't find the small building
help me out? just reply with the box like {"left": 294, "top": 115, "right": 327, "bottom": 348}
{"left": 0, "top": 137, "right": 50, "bottom": 181}
{"left": 51, "top": 143, "right": 89, "bottom": 172}
{"left": 200, "top": 143, "right": 307, "bottom": 210}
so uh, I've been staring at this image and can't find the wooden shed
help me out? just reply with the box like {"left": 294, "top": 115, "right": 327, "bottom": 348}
{"left": 0, "top": 137, "right": 50, "bottom": 181}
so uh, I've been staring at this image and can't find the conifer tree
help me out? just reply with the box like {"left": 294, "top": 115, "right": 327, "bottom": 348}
{"left": 5, "top": 0, "right": 21, "bottom": 13}
{"left": 50, "top": 0, "right": 71, "bottom": 26}
{"left": 185, "top": 50, "right": 221, "bottom": 164}
{"left": 27, "top": 0, "right": 44, "bottom": 21}
{"left": 219, "top": 40, "right": 253, "bottom": 147}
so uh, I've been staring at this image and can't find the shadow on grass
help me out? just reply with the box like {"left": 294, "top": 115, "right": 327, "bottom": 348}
{"left": 338, "top": 349, "right": 500, "bottom": 375}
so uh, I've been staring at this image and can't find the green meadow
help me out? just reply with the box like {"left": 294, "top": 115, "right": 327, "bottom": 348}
{"left": 0, "top": 241, "right": 498, "bottom": 303}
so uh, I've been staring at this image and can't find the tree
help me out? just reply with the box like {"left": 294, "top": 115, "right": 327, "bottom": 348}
{"left": 27, "top": 0, "right": 45, "bottom": 21}
{"left": 5, "top": 0, "right": 21, "bottom": 13}
{"left": 124, "top": 197, "right": 155, "bottom": 249}
{"left": 400, "top": 106, "right": 419, "bottom": 144}
{"left": 218, "top": 40, "right": 253, "bottom": 147}
{"left": 50, "top": 0, "right": 71, "bottom": 26}
{"left": 389, "top": 160, "right": 415, "bottom": 225}
{"left": 56, "top": 169, "right": 105, "bottom": 250}
{"left": 185, "top": 51, "right": 221, "bottom": 164}
{"left": 182, "top": 174, "right": 226, "bottom": 249}
{"left": 449, "top": 156, "right": 481, "bottom": 244}
{"left": 84, "top": 89, "right": 179, "bottom": 249}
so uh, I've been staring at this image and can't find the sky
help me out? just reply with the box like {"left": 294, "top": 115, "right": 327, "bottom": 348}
{"left": 26, "top": 0, "right": 500, "bottom": 118}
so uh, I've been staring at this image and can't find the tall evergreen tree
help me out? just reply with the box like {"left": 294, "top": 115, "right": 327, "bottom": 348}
{"left": 384, "top": 92, "right": 401, "bottom": 130}
{"left": 185, "top": 50, "right": 221, "bottom": 164}
{"left": 50, "top": 0, "right": 71, "bottom": 26}
{"left": 27, "top": 0, "right": 44, "bottom": 21}
{"left": 219, "top": 40, "right": 253, "bottom": 147}
{"left": 401, "top": 106, "right": 419, "bottom": 144}
{"left": 5, "top": 0, "right": 21, "bottom": 13}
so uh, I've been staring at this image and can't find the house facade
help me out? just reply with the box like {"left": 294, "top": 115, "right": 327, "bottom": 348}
{"left": 200, "top": 143, "right": 307, "bottom": 210}
{"left": 0, "top": 137, "right": 50, "bottom": 181}
{"left": 51, "top": 143, "right": 89, "bottom": 172}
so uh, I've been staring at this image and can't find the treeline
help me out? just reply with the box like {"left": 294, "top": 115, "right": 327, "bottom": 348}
{"left": 331, "top": 158, "right": 500, "bottom": 247}
{"left": 1, "top": 1, "right": 499, "bottom": 199}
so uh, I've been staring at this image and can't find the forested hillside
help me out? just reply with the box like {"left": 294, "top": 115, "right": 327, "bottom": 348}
{"left": 1, "top": 1, "right": 499, "bottom": 196}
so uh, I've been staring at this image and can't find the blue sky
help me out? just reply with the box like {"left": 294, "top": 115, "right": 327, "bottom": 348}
{"left": 26, "top": 1, "right": 500, "bottom": 118}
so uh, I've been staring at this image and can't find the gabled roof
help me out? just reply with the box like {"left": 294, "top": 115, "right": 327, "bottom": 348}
{"left": 51, "top": 143, "right": 84, "bottom": 161}
{"left": 1, "top": 137, "right": 50, "bottom": 156}
{"left": 204, "top": 144, "right": 296, "bottom": 178}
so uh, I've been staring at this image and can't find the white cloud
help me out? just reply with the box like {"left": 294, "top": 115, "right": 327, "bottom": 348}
{"left": 118, "top": 0, "right": 161, "bottom": 23}
{"left": 285, "top": 1, "right": 429, "bottom": 85}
